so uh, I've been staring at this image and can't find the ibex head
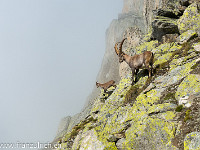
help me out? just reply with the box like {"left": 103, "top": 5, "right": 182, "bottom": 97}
{"left": 96, "top": 82, "right": 100, "bottom": 88}
{"left": 114, "top": 38, "right": 127, "bottom": 63}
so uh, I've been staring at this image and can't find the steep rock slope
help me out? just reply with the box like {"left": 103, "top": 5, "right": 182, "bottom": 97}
{"left": 54, "top": 0, "right": 151, "bottom": 140}
{"left": 54, "top": 0, "right": 173, "bottom": 140}
{"left": 53, "top": 1, "right": 200, "bottom": 150}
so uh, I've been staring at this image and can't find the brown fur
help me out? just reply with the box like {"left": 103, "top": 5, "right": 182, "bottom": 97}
{"left": 96, "top": 80, "right": 116, "bottom": 92}
{"left": 115, "top": 38, "right": 154, "bottom": 83}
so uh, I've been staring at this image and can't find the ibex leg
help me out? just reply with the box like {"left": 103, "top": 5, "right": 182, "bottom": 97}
{"left": 131, "top": 68, "right": 136, "bottom": 84}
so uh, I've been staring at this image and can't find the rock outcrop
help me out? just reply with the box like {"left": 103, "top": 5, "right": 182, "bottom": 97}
{"left": 52, "top": 0, "right": 200, "bottom": 150}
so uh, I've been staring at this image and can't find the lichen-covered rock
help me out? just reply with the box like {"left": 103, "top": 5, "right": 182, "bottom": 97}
{"left": 123, "top": 27, "right": 142, "bottom": 49}
{"left": 56, "top": 36, "right": 200, "bottom": 150}
{"left": 153, "top": 42, "right": 181, "bottom": 54}
{"left": 116, "top": 138, "right": 126, "bottom": 150}
{"left": 79, "top": 130, "right": 105, "bottom": 150}
{"left": 53, "top": 1, "right": 200, "bottom": 150}
{"left": 119, "top": 62, "right": 132, "bottom": 79}
{"left": 175, "top": 74, "right": 200, "bottom": 107}
{"left": 123, "top": 116, "right": 176, "bottom": 150}
{"left": 193, "top": 42, "right": 200, "bottom": 52}
{"left": 177, "top": 3, "right": 200, "bottom": 34}
{"left": 177, "top": 30, "right": 198, "bottom": 44}
{"left": 135, "top": 40, "right": 158, "bottom": 53}
{"left": 184, "top": 132, "right": 200, "bottom": 150}
{"left": 154, "top": 52, "right": 173, "bottom": 66}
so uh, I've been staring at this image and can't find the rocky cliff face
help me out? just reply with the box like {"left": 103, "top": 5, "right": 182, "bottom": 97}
{"left": 54, "top": 0, "right": 149, "bottom": 139}
{"left": 53, "top": 0, "right": 200, "bottom": 150}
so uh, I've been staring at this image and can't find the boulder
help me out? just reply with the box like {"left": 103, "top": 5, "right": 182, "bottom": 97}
{"left": 151, "top": 18, "right": 179, "bottom": 41}
{"left": 177, "top": 3, "right": 200, "bottom": 34}
{"left": 177, "top": 30, "right": 198, "bottom": 44}
{"left": 193, "top": 42, "right": 200, "bottom": 52}
{"left": 175, "top": 74, "right": 200, "bottom": 107}
{"left": 79, "top": 130, "right": 105, "bottom": 150}
{"left": 184, "top": 132, "right": 200, "bottom": 150}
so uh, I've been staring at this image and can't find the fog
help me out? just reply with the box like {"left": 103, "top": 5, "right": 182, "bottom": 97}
{"left": 0, "top": 0, "right": 122, "bottom": 149}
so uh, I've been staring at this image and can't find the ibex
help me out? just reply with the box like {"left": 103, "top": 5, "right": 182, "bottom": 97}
{"left": 115, "top": 38, "right": 154, "bottom": 84}
{"left": 96, "top": 80, "right": 116, "bottom": 92}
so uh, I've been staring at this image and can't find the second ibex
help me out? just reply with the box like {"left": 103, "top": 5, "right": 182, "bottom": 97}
{"left": 96, "top": 80, "right": 116, "bottom": 93}
{"left": 115, "top": 38, "right": 154, "bottom": 84}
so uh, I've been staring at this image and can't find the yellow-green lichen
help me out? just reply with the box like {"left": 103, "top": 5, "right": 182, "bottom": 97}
{"left": 184, "top": 132, "right": 200, "bottom": 150}
{"left": 163, "top": 111, "right": 176, "bottom": 120}
{"left": 152, "top": 42, "right": 182, "bottom": 60}
{"left": 136, "top": 89, "right": 160, "bottom": 106}
{"left": 169, "top": 51, "right": 198, "bottom": 72}
{"left": 177, "top": 3, "right": 200, "bottom": 33}
{"left": 135, "top": 40, "right": 158, "bottom": 54}
{"left": 184, "top": 109, "right": 192, "bottom": 122}
{"left": 88, "top": 76, "right": 134, "bottom": 146}
{"left": 175, "top": 74, "right": 200, "bottom": 99}
{"left": 125, "top": 76, "right": 148, "bottom": 104}
{"left": 155, "top": 16, "right": 178, "bottom": 25}
{"left": 170, "top": 59, "right": 198, "bottom": 81}
{"left": 178, "top": 30, "right": 197, "bottom": 44}
{"left": 153, "top": 43, "right": 172, "bottom": 54}
{"left": 154, "top": 52, "right": 173, "bottom": 67}
{"left": 124, "top": 117, "right": 175, "bottom": 150}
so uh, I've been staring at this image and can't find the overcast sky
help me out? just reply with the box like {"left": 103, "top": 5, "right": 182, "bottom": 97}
{"left": 0, "top": 0, "right": 122, "bottom": 148}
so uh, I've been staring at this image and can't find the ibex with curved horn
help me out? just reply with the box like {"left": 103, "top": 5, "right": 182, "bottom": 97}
{"left": 115, "top": 38, "right": 154, "bottom": 83}
{"left": 96, "top": 80, "right": 116, "bottom": 93}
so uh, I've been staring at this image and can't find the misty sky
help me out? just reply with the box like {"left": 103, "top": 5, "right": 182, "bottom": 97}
{"left": 0, "top": 0, "right": 122, "bottom": 148}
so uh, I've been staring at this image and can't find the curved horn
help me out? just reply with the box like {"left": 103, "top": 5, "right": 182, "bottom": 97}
{"left": 114, "top": 42, "right": 120, "bottom": 56}
{"left": 119, "top": 38, "right": 127, "bottom": 55}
